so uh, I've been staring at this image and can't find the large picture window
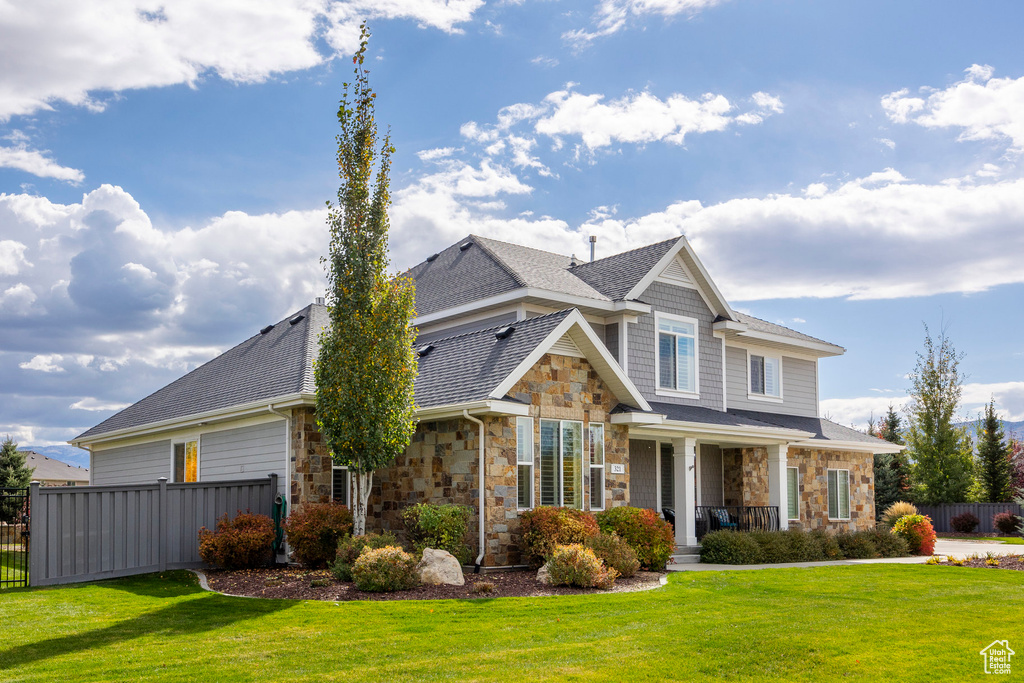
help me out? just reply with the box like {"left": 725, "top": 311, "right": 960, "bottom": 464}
{"left": 173, "top": 440, "right": 198, "bottom": 483}
{"left": 656, "top": 313, "right": 697, "bottom": 395}
{"left": 516, "top": 417, "right": 534, "bottom": 510}
{"left": 539, "top": 419, "right": 583, "bottom": 509}
{"left": 750, "top": 353, "right": 781, "bottom": 398}
{"left": 589, "top": 423, "right": 605, "bottom": 511}
{"left": 827, "top": 469, "right": 850, "bottom": 520}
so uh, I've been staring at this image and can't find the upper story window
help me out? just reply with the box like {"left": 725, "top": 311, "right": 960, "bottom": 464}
{"left": 656, "top": 313, "right": 698, "bottom": 396}
{"left": 173, "top": 439, "right": 198, "bottom": 482}
{"left": 749, "top": 352, "right": 781, "bottom": 399}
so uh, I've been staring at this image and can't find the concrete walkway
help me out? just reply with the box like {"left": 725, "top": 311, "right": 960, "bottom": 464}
{"left": 668, "top": 538, "right": 1024, "bottom": 572}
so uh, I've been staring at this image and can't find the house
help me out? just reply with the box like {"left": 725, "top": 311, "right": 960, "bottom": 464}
{"left": 19, "top": 451, "right": 90, "bottom": 486}
{"left": 72, "top": 234, "right": 900, "bottom": 566}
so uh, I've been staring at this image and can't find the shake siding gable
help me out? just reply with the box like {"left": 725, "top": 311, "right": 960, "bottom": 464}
{"left": 627, "top": 281, "right": 723, "bottom": 410}
{"left": 725, "top": 346, "right": 819, "bottom": 417}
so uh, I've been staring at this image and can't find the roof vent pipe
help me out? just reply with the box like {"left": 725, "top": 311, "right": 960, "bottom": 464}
{"left": 589, "top": 235, "right": 597, "bottom": 262}
{"left": 569, "top": 254, "right": 582, "bottom": 267}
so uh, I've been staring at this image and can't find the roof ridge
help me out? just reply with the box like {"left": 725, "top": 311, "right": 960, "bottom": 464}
{"left": 418, "top": 308, "right": 574, "bottom": 346}
{"left": 468, "top": 235, "right": 528, "bottom": 288}
{"left": 572, "top": 236, "right": 681, "bottom": 270}
{"left": 734, "top": 311, "right": 834, "bottom": 347}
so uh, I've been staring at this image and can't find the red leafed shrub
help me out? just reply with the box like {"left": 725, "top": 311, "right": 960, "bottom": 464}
{"left": 284, "top": 502, "right": 354, "bottom": 568}
{"left": 198, "top": 512, "right": 276, "bottom": 569}
{"left": 596, "top": 506, "right": 676, "bottom": 570}
{"left": 546, "top": 544, "right": 618, "bottom": 589}
{"left": 950, "top": 511, "right": 980, "bottom": 534}
{"left": 891, "top": 514, "right": 937, "bottom": 556}
{"left": 519, "top": 507, "right": 600, "bottom": 567}
{"left": 993, "top": 511, "right": 1023, "bottom": 536}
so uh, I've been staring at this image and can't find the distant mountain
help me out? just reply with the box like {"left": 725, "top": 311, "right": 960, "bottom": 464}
{"left": 19, "top": 445, "right": 90, "bottom": 469}
{"left": 954, "top": 420, "right": 1024, "bottom": 445}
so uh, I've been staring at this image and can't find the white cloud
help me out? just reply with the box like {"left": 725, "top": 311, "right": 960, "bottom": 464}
{"left": 0, "top": 0, "right": 484, "bottom": 121}
{"left": 0, "top": 241, "right": 31, "bottom": 275}
{"left": 883, "top": 65, "right": 1024, "bottom": 150}
{"left": 531, "top": 56, "right": 560, "bottom": 68}
{"left": 876, "top": 138, "right": 896, "bottom": 150}
{"left": 565, "top": 0, "right": 726, "bottom": 48}
{"left": 20, "top": 354, "right": 66, "bottom": 373}
{"left": 0, "top": 144, "right": 84, "bottom": 183}
{"left": 70, "top": 397, "right": 132, "bottom": 412}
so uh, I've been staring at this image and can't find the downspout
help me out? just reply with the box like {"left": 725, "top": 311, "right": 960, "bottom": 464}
{"left": 268, "top": 403, "right": 291, "bottom": 560}
{"left": 463, "top": 409, "right": 486, "bottom": 573}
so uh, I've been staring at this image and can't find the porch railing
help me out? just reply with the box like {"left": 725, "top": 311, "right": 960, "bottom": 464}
{"left": 695, "top": 506, "right": 779, "bottom": 540}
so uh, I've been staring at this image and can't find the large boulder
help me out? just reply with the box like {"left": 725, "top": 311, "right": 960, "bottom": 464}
{"left": 537, "top": 564, "right": 551, "bottom": 585}
{"left": 417, "top": 548, "right": 465, "bottom": 586}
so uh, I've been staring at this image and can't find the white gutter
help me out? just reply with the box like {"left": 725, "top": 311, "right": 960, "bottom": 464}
{"left": 463, "top": 409, "right": 486, "bottom": 571}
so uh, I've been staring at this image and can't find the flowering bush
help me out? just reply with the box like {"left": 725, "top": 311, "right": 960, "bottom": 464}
{"left": 284, "top": 502, "right": 354, "bottom": 568}
{"left": 595, "top": 506, "right": 675, "bottom": 570}
{"left": 993, "top": 511, "right": 1022, "bottom": 536}
{"left": 585, "top": 533, "right": 640, "bottom": 578}
{"left": 519, "top": 507, "right": 600, "bottom": 566}
{"left": 881, "top": 501, "right": 918, "bottom": 528}
{"left": 198, "top": 512, "right": 276, "bottom": 569}
{"left": 401, "top": 502, "right": 471, "bottom": 564}
{"left": 545, "top": 544, "right": 618, "bottom": 589}
{"left": 950, "top": 511, "right": 980, "bottom": 534}
{"left": 351, "top": 546, "right": 420, "bottom": 592}
{"left": 331, "top": 531, "right": 399, "bottom": 582}
{"left": 891, "top": 514, "right": 936, "bottom": 555}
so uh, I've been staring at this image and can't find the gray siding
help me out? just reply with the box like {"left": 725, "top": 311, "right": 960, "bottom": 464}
{"left": 416, "top": 311, "right": 518, "bottom": 344}
{"left": 628, "top": 439, "right": 657, "bottom": 509}
{"left": 699, "top": 444, "right": 723, "bottom": 506}
{"left": 201, "top": 421, "right": 286, "bottom": 482}
{"left": 589, "top": 322, "right": 606, "bottom": 348}
{"left": 92, "top": 440, "right": 170, "bottom": 485}
{"left": 627, "top": 281, "right": 723, "bottom": 409}
{"left": 725, "top": 345, "right": 818, "bottom": 417}
{"left": 605, "top": 322, "right": 619, "bottom": 363}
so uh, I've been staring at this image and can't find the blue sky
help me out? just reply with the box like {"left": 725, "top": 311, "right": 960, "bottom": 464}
{"left": 2, "top": 0, "right": 1024, "bottom": 464}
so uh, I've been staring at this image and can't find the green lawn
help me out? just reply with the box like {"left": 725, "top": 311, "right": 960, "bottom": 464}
{"left": 984, "top": 536, "right": 1024, "bottom": 545}
{"left": 1, "top": 566, "right": 1020, "bottom": 681}
{"left": 1, "top": 548, "right": 27, "bottom": 585}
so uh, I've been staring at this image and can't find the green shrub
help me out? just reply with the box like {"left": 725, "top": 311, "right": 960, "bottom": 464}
{"left": 284, "top": 502, "right": 354, "bottom": 568}
{"left": 585, "top": 533, "right": 640, "bottom": 578}
{"left": 331, "top": 531, "right": 399, "bottom": 582}
{"left": 595, "top": 506, "right": 675, "bottom": 570}
{"left": 519, "top": 507, "right": 600, "bottom": 567}
{"left": 351, "top": 546, "right": 420, "bottom": 592}
{"left": 546, "top": 544, "right": 618, "bottom": 589}
{"left": 866, "top": 529, "right": 910, "bottom": 558}
{"left": 809, "top": 529, "right": 843, "bottom": 560}
{"left": 891, "top": 514, "right": 936, "bottom": 555}
{"left": 835, "top": 531, "right": 879, "bottom": 559}
{"left": 699, "top": 530, "right": 764, "bottom": 565}
{"left": 401, "top": 502, "right": 471, "bottom": 564}
{"left": 197, "top": 512, "right": 276, "bottom": 569}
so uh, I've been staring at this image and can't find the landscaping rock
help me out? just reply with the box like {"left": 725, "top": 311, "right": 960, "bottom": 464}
{"left": 417, "top": 548, "right": 465, "bottom": 585}
{"left": 536, "top": 564, "right": 551, "bottom": 585}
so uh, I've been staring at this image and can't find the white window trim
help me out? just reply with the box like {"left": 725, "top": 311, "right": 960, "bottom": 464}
{"left": 516, "top": 417, "right": 535, "bottom": 510}
{"left": 654, "top": 311, "right": 700, "bottom": 399}
{"left": 746, "top": 349, "right": 784, "bottom": 402}
{"left": 170, "top": 436, "right": 200, "bottom": 483}
{"left": 331, "top": 464, "right": 350, "bottom": 505}
{"left": 540, "top": 418, "right": 584, "bottom": 509}
{"left": 588, "top": 423, "right": 605, "bottom": 512}
{"left": 786, "top": 466, "right": 799, "bottom": 521}
{"left": 827, "top": 468, "right": 851, "bottom": 520}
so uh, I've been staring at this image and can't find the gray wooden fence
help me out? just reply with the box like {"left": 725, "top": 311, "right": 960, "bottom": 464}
{"left": 916, "top": 502, "right": 1023, "bottom": 534}
{"left": 29, "top": 474, "right": 277, "bottom": 586}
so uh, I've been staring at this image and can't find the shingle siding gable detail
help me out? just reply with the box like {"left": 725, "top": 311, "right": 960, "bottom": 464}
{"left": 627, "top": 281, "right": 723, "bottom": 410}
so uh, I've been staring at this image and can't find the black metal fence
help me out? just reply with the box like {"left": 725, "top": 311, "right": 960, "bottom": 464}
{"left": 696, "top": 505, "right": 779, "bottom": 540}
{"left": 1, "top": 487, "right": 30, "bottom": 588}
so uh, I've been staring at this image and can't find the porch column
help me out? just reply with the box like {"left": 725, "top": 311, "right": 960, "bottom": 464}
{"left": 671, "top": 437, "right": 697, "bottom": 547}
{"left": 767, "top": 443, "right": 789, "bottom": 531}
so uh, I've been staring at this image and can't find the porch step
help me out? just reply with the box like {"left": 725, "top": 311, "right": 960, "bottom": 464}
{"left": 670, "top": 554, "right": 701, "bottom": 565}
{"left": 674, "top": 545, "right": 701, "bottom": 555}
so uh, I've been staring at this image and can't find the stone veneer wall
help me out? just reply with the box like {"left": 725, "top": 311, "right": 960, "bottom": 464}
{"left": 721, "top": 446, "right": 874, "bottom": 531}
{"left": 289, "top": 407, "right": 332, "bottom": 513}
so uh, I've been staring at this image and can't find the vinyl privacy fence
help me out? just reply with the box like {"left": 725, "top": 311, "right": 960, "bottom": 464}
{"left": 29, "top": 474, "right": 277, "bottom": 586}
{"left": 916, "top": 502, "right": 1023, "bottom": 534}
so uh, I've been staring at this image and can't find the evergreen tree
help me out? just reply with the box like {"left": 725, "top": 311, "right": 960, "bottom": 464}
{"left": 873, "top": 405, "right": 910, "bottom": 510}
{"left": 0, "top": 436, "right": 34, "bottom": 523}
{"left": 315, "top": 24, "right": 417, "bottom": 536}
{"left": 904, "top": 327, "right": 975, "bottom": 505}
{"left": 879, "top": 404, "right": 911, "bottom": 495}
{"left": 975, "top": 401, "right": 1013, "bottom": 502}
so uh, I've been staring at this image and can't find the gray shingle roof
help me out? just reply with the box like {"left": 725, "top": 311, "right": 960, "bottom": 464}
{"left": 646, "top": 402, "right": 787, "bottom": 429}
{"left": 20, "top": 451, "right": 90, "bottom": 481}
{"left": 473, "top": 236, "right": 610, "bottom": 302}
{"left": 406, "top": 237, "right": 523, "bottom": 316}
{"left": 733, "top": 312, "right": 841, "bottom": 349}
{"left": 75, "top": 303, "right": 328, "bottom": 439}
{"left": 415, "top": 309, "right": 572, "bottom": 408}
{"left": 728, "top": 409, "right": 895, "bottom": 446}
{"left": 570, "top": 237, "right": 679, "bottom": 300}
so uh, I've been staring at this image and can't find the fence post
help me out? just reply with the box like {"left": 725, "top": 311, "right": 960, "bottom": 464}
{"left": 158, "top": 477, "right": 168, "bottom": 572}
{"left": 28, "top": 481, "right": 40, "bottom": 587}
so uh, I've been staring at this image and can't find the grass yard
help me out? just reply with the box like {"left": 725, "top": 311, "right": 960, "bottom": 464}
{"left": 984, "top": 536, "right": 1024, "bottom": 545}
{"left": 1, "top": 548, "right": 27, "bottom": 585}
{"left": 1, "top": 565, "right": 1021, "bottom": 681}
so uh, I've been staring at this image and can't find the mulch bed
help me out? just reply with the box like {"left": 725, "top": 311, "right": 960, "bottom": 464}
{"left": 202, "top": 567, "right": 665, "bottom": 601}
{"left": 929, "top": 555, "right": 1024, "bottom": 571}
